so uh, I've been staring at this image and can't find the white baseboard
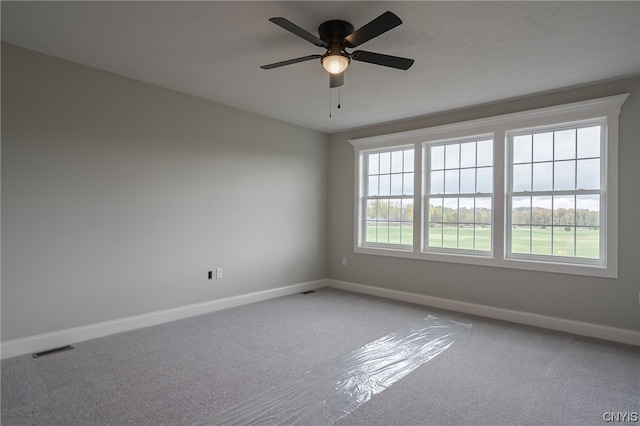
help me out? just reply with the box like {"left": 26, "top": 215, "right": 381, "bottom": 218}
{"left": 328, "top": 279, "right": 640, "bottom": 346}
{"left": 1, "top": 279, "right": 327, "bottom": 359}
{"left": 3, "top": 278, "right": 636, "bottom": 359}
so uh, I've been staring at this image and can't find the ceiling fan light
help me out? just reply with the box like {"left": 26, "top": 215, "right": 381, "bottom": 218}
{"left": 322, "top": 54, "right": 350, "bottom": 74}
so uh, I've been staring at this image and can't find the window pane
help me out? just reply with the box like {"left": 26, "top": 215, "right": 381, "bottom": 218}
{"left": 475, "top": 225, "right": 491, "bottom": 251}
{"left": 442, "top": 225, "right": 458, "bottom": 248}
{"left": 429, "top": 198, "right": 443, "bottom": 223}
{"left": 367, "top": 200, "right": 378, "bottom": 220}
{"left": 402, "top": 199, "right": 414, "bottom": 221}
{"left": 532, "top": 162, "right": 553, "bottom": 191}
{"left": 391, "top": 151, "right": 403, "bottom": 173}
{"left": 576, "top": 227, "right": 599, "bottom": 259}
{"left": 368, "top": 176, "right": 379, "bottom": 196}
{"left": 460, "top": 142, "right": 476, "bottom": 168}
{"left": 379, "top": 152, "right": 391, "bottom": 174}
{"left": 404, "top": 149, "right": 415, "bottom": 172}
{"left": 460, "top": 168, "right": 476, "bottom": 193}
{"left": 475, "top": 197, "right": 492, "bottom": 224}
{"left": 513, "top": 164, "right": 532, "bottom": 192}
{"left": 513, "top": 135, "right": 532, "bottom": 163}
{"left": 554, "top": 129, "right": 576, "bottom": 160}
{"left": 459, "top": 198, "right": 474, "bottom": 223}
{"left": 444, "top": 143, "right": 460, "bottom": 169}
{"left": 444, "top": 198, "right": 459, "bottom": 222}
{"left": 476, "top": 167, "right": 493, "bottom": 193}
{"left": 376, "top": 199, "right": 388, "bottom": 220}
{"left": 511, "top": 225, "right": 531, "bottom": 254}
{"left": 553, "top": 160, "right": 575, "bottom": 190}
{"left": 390, "top": 174, "right": 403, "bottom": 195}
{"left": 577, "top": 126, "right": 600, "bottom": 159}
{"left": 444, "top": 169, "right": 460, "bottom": 194}
{"left": 576, "top": 195, "right": 599, "bottom": 227}
{"left": 533, "top": 132, "right": 553, "bottom": 162}
{"left": 431, "top": 146, "right": 444, "bottom": 170}
{"left": 476, "top": 140, "right": 493, "bottom": 166}
{"left": 459, "top": 225, "right": 474, "bottom": 249}
{"left": 445, "top": 144, "right": 460, "bottom": 169}
{"left": 553, "top": 195, "right": 575, "bottom": 225}
{"left": 366, "top": 221, "right": 377, "bottom": 242}
{"left": 388, "top": 222, "right": 402, "bottom": 244}
{"left": 576, "top": 158, "right": 600, "bottom": 189}
{"left": 531, "top": 226, "right": 552, "bottom": 255}
{"left": 430, "top": 170, "right": 444, "bottom": 194}
{"left": 553, "top": 226, "right": 575, "bottom": 257}
{"left": 379, "top": 174, "right": 391, "bottom": 196}
{"left": 512, "top": 196, "right": 531, "bottom": 225}
{"left": 428, "top": 223, "right": 443, "bottom": 247}
{"left": 400, "top": 222, "right": 413, "bottom": 245}
{"left": 531, "top": 196, "right": 552, "bottom": 225}
{"left": 368, "top": 153, "right": 379, "bottom": 175}
{"left": 389, "top": 200, "right": 402, "bottom": 221}
{"left": 377, "top": 222, "right": 390, "bottom": 243}
{"left": 403, "top": 172, "right": 414, "bottom": 195}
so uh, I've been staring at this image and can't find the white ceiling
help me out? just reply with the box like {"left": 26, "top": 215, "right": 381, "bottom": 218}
{"left": 2, "top": 1, "right": 639, "bottom": 133}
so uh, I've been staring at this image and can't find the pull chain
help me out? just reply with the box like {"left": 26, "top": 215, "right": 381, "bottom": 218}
{"left": 329, "top": 87, "right": 343, "bottom": 118}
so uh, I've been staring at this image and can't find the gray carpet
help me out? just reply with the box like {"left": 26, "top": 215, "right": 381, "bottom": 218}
{"left": 2, "top": 288, "right": 639, "bottom": 425}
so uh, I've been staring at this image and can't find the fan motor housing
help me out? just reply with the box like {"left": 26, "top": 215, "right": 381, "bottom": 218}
{"left": 318, "top": 20, "right": 354, "bottom": 46}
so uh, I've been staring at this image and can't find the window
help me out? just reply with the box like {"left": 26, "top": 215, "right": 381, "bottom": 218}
{"left": 351, "top": 94, "right": 628, "bottom": 277}
{"left": 426, "top": 138, "right": 493, "bottom": 254}
{"left": 363, "top": 147, "right": 414, "bottom": 249}
{"left": 507, "top": 122, "right": 604, "bottom": 263}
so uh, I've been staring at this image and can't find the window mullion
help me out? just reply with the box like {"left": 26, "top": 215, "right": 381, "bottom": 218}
{"left": 413, "top": 142, "right": 422, "bottom": 252}
{"left": 494, "top": 130, "right": 505, "bottom": 260}
{"left": 357, "top": 152, "right": 366, "bottom": 252}
{"left": 511, "top": 189, "right": 600, "bottom": 197}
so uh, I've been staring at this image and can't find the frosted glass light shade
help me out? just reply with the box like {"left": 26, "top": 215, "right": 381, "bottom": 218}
{"left": 322, "top": 54, "right": 349, "bottom": 74}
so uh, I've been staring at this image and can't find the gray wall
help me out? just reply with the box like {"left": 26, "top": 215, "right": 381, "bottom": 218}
{"left": 328, "top": 77, "right": 640, "bottom": 331}
{"left": 1, "top": 44, "right": 328, "bottom": 341}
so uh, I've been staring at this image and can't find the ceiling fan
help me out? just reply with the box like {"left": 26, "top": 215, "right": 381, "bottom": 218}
{"left": 261, "top": 11, "right": 414, "bottom": 88}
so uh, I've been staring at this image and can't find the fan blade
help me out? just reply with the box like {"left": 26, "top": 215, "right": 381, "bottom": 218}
{"left": 344, "top": 11, "right": 402, "bottom": 48}
{"left": 330, "top": 72, "right": 344, "bottom": 88}
{"left": 351, "top": 51, "right": 414, "bottom": 70}
{"left": 269, "top": 17, "right": 326, "bottom": 47}
{"left": 261, "top": 55, "right": 322, "bottom": 70}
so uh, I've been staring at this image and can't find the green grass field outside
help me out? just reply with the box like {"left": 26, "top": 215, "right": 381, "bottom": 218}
{"left": 366, "top": 223, "right": 599, "bottom": 258}
{"left": 366, "top": 222, "right": 414, "bottom": 245}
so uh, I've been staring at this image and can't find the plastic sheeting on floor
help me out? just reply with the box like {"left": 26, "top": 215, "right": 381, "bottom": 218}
{"left": 196, "top": 315, "right": 472, "bottom": 425}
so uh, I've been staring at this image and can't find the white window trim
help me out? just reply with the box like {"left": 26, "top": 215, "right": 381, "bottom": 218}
{"left": 423, "top": 134, "right": 495, "bottom": 257}
{"left": 505, "top": 119, "right": 607, "bottom": 267}
{"left": 350, "top": 94, "right": 628, "bottom": 278}
{"left": 360, "top": 145, "right": 416, "bottom": 251}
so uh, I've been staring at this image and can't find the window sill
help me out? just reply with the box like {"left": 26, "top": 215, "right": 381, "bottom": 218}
{"left": 354, "top": 246, "right": 617, "bottom": 278}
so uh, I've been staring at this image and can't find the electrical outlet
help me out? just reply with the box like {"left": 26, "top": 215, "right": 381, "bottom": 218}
{"left": 216, "top": 268, "right": 223, "bottom": 279}
{"left": 342, "top": 257, "right": 347, "bottom": 266}
{"left": 208, "top": 271, "right": 213, "bottom": 280}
